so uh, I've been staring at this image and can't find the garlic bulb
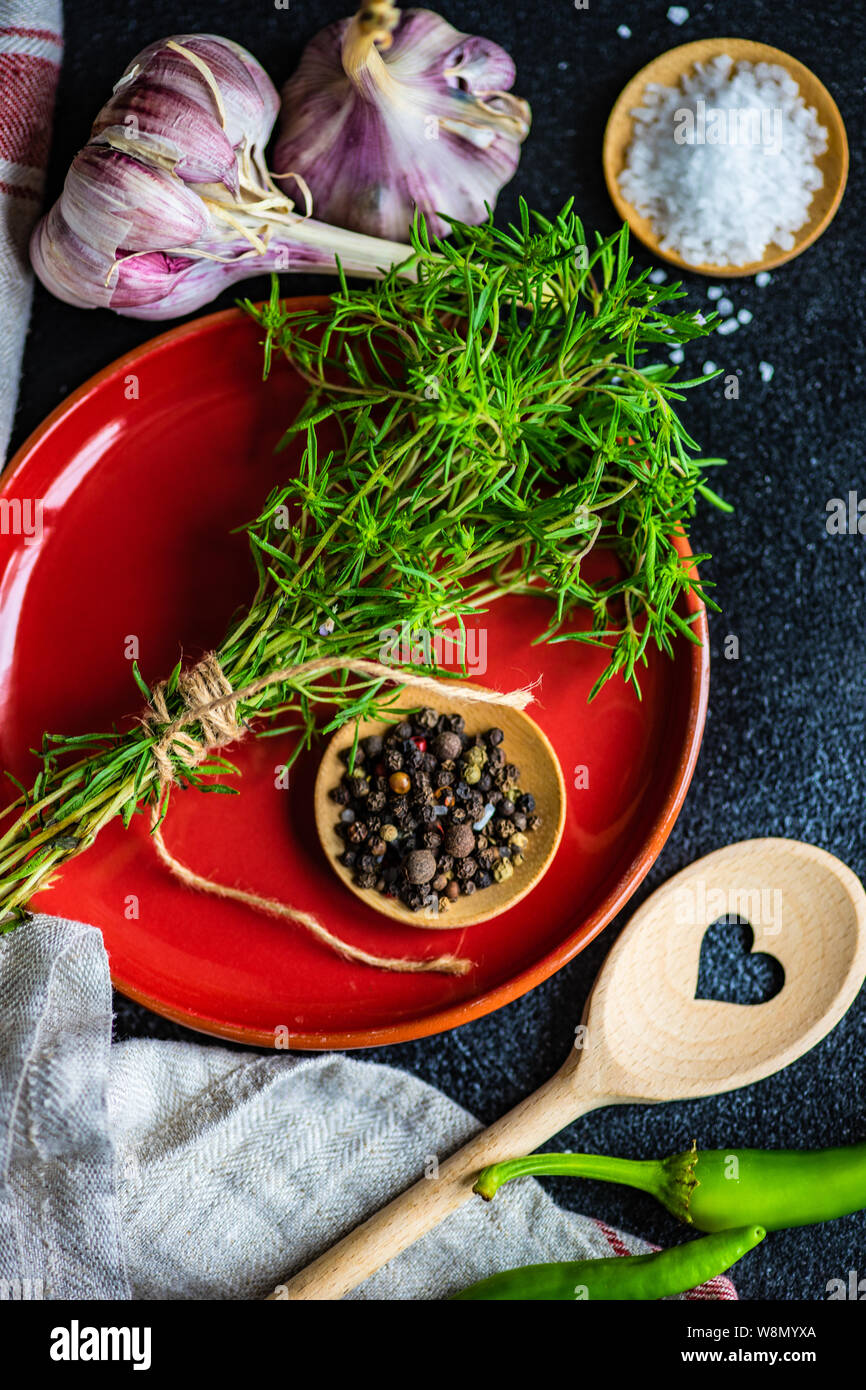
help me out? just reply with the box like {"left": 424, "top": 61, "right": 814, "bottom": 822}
{"left": 273, "top": 3, "right": 531, "bottom": 240}
{"left": 31, "top": 34, "right": 414, "bottom": 320}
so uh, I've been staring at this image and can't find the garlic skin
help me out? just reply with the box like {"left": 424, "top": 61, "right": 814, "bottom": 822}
{"left": 273, "top": 4, "right": 531, "bottom": 240}
{"left": 31, "top": 34, "right": 414, "bottom": 320}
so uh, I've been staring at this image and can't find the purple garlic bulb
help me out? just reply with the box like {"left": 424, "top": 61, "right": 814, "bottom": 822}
{"left": 30, "top": 33, "right": 414, "bottom": 320}
{"left": 273, "top": 3, "right": 531, "bottom": 241}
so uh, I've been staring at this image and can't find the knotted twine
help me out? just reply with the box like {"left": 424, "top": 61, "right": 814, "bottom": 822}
{"left": 144, "top": 653, "right": 537, "bottom": 975}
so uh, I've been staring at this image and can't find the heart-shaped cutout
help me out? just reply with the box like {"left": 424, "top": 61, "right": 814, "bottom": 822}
{"left": 696, "top": 917, "right": 785, "bottom": 1004}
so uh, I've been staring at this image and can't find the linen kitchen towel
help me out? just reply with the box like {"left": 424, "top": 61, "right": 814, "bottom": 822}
{"left": 0, "top": 1, "right": 62, "bottom": 461}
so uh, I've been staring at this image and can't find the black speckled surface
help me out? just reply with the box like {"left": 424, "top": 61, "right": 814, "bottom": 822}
{"left": 9, "top": 0, "right": 866, "bottom": 1301}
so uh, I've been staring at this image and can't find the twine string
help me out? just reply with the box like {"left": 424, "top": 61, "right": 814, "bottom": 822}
{"left": 144, "top": 653, "right": 538, "bottom": 977}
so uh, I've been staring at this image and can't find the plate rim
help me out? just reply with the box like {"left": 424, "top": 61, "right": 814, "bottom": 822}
{"left": 3, "top": 302, "right": 710, "bottom": 1050}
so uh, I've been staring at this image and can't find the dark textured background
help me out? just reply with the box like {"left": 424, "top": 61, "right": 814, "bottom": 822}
{"left": 9, "top": 0, "right": 866, "bottom": 1302}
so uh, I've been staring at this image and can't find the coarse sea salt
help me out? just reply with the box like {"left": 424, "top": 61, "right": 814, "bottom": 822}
{"left": 618, "top": 55, "right": 828, "bottom": 268}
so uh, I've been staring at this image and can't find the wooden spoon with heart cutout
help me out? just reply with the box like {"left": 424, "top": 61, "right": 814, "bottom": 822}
{"left": 269, "top": 838, "right": 866, "bottom": 1300}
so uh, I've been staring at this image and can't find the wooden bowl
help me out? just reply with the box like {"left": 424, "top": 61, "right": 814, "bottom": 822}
{"left": 314, "top": 687, "right": 567, "bottom": 930}
{"left": 603, "top": 38, "right": 849, "bottom": 278}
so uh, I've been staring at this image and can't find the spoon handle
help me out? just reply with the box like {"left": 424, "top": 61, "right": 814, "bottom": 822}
{"left": 268, "top": 1057, "right": 606, "bottom": 1301}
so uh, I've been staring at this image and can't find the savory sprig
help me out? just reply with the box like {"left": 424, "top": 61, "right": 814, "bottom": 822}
{"left": 0, "top": 203, "right": 723, "bottom": 926}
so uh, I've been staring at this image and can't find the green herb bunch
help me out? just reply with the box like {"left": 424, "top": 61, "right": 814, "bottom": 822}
{"left": 0, "top": 202, "right": 724, "bottom": 927}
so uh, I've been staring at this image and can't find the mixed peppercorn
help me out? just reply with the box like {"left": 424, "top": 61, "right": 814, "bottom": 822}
{"left": 329, "top": 707, "right": 541, "bottom": 913}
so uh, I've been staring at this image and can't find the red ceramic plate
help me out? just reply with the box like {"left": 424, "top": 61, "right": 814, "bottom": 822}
{"left": 0, "top": 303, "right": 709, "bottom": 1049}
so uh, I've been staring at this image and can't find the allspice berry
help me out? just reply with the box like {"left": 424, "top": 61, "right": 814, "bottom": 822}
{"left": 406, "top": 849, "right": 437, "bottom": 885}
{"left": 444, "top": 823, "right": 476, "bottom": 858}
{"left": 433, "top": 730, "right": 463, "bottom": 762}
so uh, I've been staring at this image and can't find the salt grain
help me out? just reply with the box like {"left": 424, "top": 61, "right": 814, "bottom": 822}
{"left": 702, "top": 360, "right": 718, "bottom": 375}
{"left": 707, "top": 286, "right": 724, "bottom": 300}
{"left": 717, "top": 318, "right": 739, "bottom": 334}
{"left": 716, "top": 297, "right": 734, "bottom": 316}
{"left": 649, "top": 267, "right": 667, "bottom": 282}
{"left": 667, "top": 6, "right": 689, "bottom": 24}
{"left": 755, "top": 271, "right": 772, "bottom": 287}
{"left": 759, "top": 360, "right": 775, "bottom": 382}
{"left": 617, "top": 24, "right": 632, "bottom": 38}
{"left": 618, "top": 55, "right": 828, "bottom": 267}
{"left": 737, "top": 308, "right": 753, "bottom": 324}
{"left": 669, "top": 348, "right": 685, "bottom": 363}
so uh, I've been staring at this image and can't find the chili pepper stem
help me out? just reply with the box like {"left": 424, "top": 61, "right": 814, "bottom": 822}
{"left": 473, "top": 1151, "right": 676, "bottom": 1204}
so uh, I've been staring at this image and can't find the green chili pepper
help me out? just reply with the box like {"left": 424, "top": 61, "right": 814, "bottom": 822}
{"left": 452, "top": 1225, "right": 765, "bottom": 1301}
{"left": 474, "top": 1140, "right": 866, "bottom": 1232}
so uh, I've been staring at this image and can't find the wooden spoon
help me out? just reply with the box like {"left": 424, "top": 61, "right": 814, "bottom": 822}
{"left": 269, "top": 837, "right": 866, "bottom": 1300}
{"left": 603, "top": 39, "right": 849, "bottom": 277}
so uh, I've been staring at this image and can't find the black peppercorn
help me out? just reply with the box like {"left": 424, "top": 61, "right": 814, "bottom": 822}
{"left": 403, "top": 743, "right": 423, "bottom": 770}
{"left": 498, "top": 798, "right": 515, "bottom": 818}
{"left": 528, "top": 813, "right": 542, "bottom": 831}
{"left": 478, "top": 772, "right": 493, "bottom": 792}
{"left": 346, "top": 821, "right": 368, "bottom": 844}
{"left": 486, "top": 728, "right": 504, "bottom": 746}
{"left": 367, "top": 790, "right": 386, "bottom": 814}
{"left": 517, "top": 793, "right": 536, "bottom": 814}
{"left": 346, "top": 774, "right": 369, "bottom": 799}
{"left": 462, "top": 879, "right": 477, "bottom": 895}
{"left": 495, "top": 818, "right": 516, "bottom": 841}
{"left": 456, "top": 857, "right": 478, "bottom": 881}
{"left": 330, "top": 785, "right": 351, "bottom": 805}
{"left": 450, "top": 807, "right": 468, "bottom": 824}
{"left": 384, "top": 748, "right": 404, "bottom": 772}
{"left": 466, "top": 793, "right": 485, "bottom": 820}
{"left": 512, "top": 812, "right": 527, "bottom": 832}
{"left": 476, "top": 870, "right": 492, "bottom": 889}
{"left": 395, "top": 721, "right": 414, "bottom": 740}
{"left": 340, "top": 849, "right": 357, "bottom": 868}
{"left": 363, "top": 734, "right": 384, "bottom": 758}
{"left": 487, "top": 746, "right": 505, "bottom": 770}
{"left": 355, "top": 871, "right": 376, "bottom": 889}
{"left": 445, "top": 714, "right": 465, "bottom": 735}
